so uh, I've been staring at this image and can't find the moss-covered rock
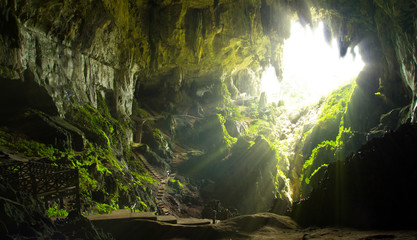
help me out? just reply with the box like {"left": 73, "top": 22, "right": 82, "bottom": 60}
{"left": 292, "top": 123, "right": 417, "bottom": 228}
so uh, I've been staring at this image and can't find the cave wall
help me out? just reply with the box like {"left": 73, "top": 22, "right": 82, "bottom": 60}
{"left": 4, "top": 0, "right": 138, "bottom": 118}
{"left": 311, "top": 0, "right": 416, "bottom": 124}
{"left": 0, "top": 0, "right": 295, "bottom": 119}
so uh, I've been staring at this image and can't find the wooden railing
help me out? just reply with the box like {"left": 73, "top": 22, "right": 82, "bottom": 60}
{"left": 0, "top": 161, "right": 80, "bottom": 212}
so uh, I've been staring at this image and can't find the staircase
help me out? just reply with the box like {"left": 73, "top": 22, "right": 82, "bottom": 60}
{"left": 132, "top": 149, "right": 170, "bottom": 215}
{"left": 132, "top": 142, "right": 200, "bottom": 216}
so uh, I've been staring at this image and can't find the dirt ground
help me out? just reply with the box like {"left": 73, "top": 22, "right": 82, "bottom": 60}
{"left": 92, "top": 212, "right": 417, "bottom": 240}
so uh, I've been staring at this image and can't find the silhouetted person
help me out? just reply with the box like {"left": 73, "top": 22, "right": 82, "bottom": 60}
{"left": 212, "top": 210, "right": 217, "bottom": 224}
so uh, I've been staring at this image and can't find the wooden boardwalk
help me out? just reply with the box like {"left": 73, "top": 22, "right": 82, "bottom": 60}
{"left": 0, "top": 160, "right": 80, "bottom": 212}
{"left": 85, "top": 209, "right": 212, "bottom": 225}
{"left": 132, "top": 150, "right": 170, "bottom": 215}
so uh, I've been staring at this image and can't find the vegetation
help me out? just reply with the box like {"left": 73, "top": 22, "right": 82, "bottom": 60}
{"left": 217, "top": 114, "right": 237, "bottom": 148}
{"left": 46, "top": 203, "right": 69, "bottom": 218}
{"left": 0, "top": 92, "right": 159, "bottom": 214}
{"left": 299, "top": 82, "right": 356, "bottom": 197}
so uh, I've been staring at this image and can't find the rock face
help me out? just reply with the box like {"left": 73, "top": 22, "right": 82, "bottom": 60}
{"left": 292, "top": 123, "right": 417, "bottom": 228}
{"left": 1, "top": 0, "right": 294, "bottom": 119}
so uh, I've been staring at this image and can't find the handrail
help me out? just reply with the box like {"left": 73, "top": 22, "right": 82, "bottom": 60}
{"left": 0, "top": 160, "right": 80, "bottom": 212}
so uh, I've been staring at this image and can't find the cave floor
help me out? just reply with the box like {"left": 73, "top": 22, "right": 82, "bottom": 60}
{"left": 90, "top": 212, "right": 417, "bottom": 240}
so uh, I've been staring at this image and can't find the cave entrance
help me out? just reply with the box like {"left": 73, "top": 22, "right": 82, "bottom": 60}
{"left": 259, "top": 21, "right": 366, "bottom": 202}
{"left": 261, "top": 21, "right": 365, "bottom": 109}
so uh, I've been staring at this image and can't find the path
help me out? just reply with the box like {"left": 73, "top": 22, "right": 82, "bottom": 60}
{"left": 132, "top": 142, "right": 200, "bottom": 217}
{"left": 85, "top": 209, "right": 212, "bottom": 225}
{"left": 131, "top": 147, "right": 170, "bottom": 215}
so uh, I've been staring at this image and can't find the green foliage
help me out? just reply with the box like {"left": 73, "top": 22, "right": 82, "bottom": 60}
{"left": 247, "top": 103, "right": 259, "bottom": 119}
{"left": 301, "top": 125, "right": 352, "bottom": 188}
{"left": 94, "top": 202, "right": 118, "bottom": 214}
{"left": 136, "top": 196, "right": 148, "bottom": 210}
{"left": 131, "top": 171, "right": 157, "bottom": 187}
{"left": 46, "top": 203, "right": 68, "bottom": 218}
{"left": 0, "top": 128, "right": 59, "bottom": 160}
{"left": 169, "top": 178, "right": 184, "bottom": 188}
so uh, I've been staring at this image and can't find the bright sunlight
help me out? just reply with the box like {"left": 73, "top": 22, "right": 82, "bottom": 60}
{"left": 261, "top": 21, "right": 365, "bottom": 108}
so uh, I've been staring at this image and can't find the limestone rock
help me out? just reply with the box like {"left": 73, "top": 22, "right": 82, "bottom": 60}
{"left": 291, "top": 123, "right": 417, "bottom": 228}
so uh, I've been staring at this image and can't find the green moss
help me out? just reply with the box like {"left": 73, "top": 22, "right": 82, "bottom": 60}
{"left": 220, "top": 80, "right": 232, "bottom": 106}
{"left": 132, "top": 99, "right": 151, "bottom": 119}
{"left": 298, "top": 82, "right": 357, "bottom": 197}
{"left": 317, "top": 82, "right": 355, "bottom": 124}
{"left": 66, "top": 104, "right": 112, "bottom": 147}
{"left": 247, "top": 119, "right": 272, "bottom": 137}
{"left": 302, "top": 141, "right": 336, "bottom": 173}
{"left": 217, "top": 114, "right": 237, "bottom": 147}
{"left": 0, "top": 128, "right": 60, "bottom": 161}
{"left": 153, "top": 128, "right": 167, "bottom": 149}
{"left": 0, "top": 127, "right": 156, "bottom": 213}
{"left": 169, "top": 179, "right": 184, "bottom": 188}
{"left": 310, "top": 164, "right": 328, "bottom": 179}
{"left": 131, "top": 171, "right": 157, "bottom": 187}
{"left": 301, "top": 81, "right": 356, "bottom": 155}
{"left": 67, "top": 93, "right": 134, "bottom": 163}
{"left": 0, "top": 65, "right": 17, "bottom": 79}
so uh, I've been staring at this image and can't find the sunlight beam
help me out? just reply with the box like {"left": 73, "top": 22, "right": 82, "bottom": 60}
{"left": 261, "top": 21, "right": 365, "bottom": 108}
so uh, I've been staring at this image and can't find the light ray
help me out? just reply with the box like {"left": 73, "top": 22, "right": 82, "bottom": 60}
{"left": 261, "top": 21, "right": 365, "bottom": 109}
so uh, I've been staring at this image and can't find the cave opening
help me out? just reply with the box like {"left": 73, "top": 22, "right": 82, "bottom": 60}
{"left": 261, "top": 21, "right": 365, "bottom": 108}
{"left": 258, "top": 19, "right": 367, "bottom": 204}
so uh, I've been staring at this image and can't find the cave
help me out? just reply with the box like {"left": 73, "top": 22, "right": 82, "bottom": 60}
{"left": 1, "top": 0, "right": 417, "bottom": 239}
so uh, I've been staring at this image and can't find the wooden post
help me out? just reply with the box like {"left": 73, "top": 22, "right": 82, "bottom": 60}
{"left": 29, "top": 162, "right": 38, "bottom": 196}
{"left": 75, "top": 169, "right": 81, "bottom": 213}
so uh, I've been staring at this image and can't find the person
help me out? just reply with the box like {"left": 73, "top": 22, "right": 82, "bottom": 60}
{"left": 212, "top": 210, "right": 217, "bottom": 224}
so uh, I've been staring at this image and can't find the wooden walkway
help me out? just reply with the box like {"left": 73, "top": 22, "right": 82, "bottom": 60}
{"left": 132, "top": 147, "right": 170, "bottom": 215}
{"left": 0, "top": 160, "right": 80, "bottom": 212}
{"left": 85, "top": 209, "right": 212, "bottom": 225}
{"left": 132, "top": 142, "right": 196, "bottom": 216}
